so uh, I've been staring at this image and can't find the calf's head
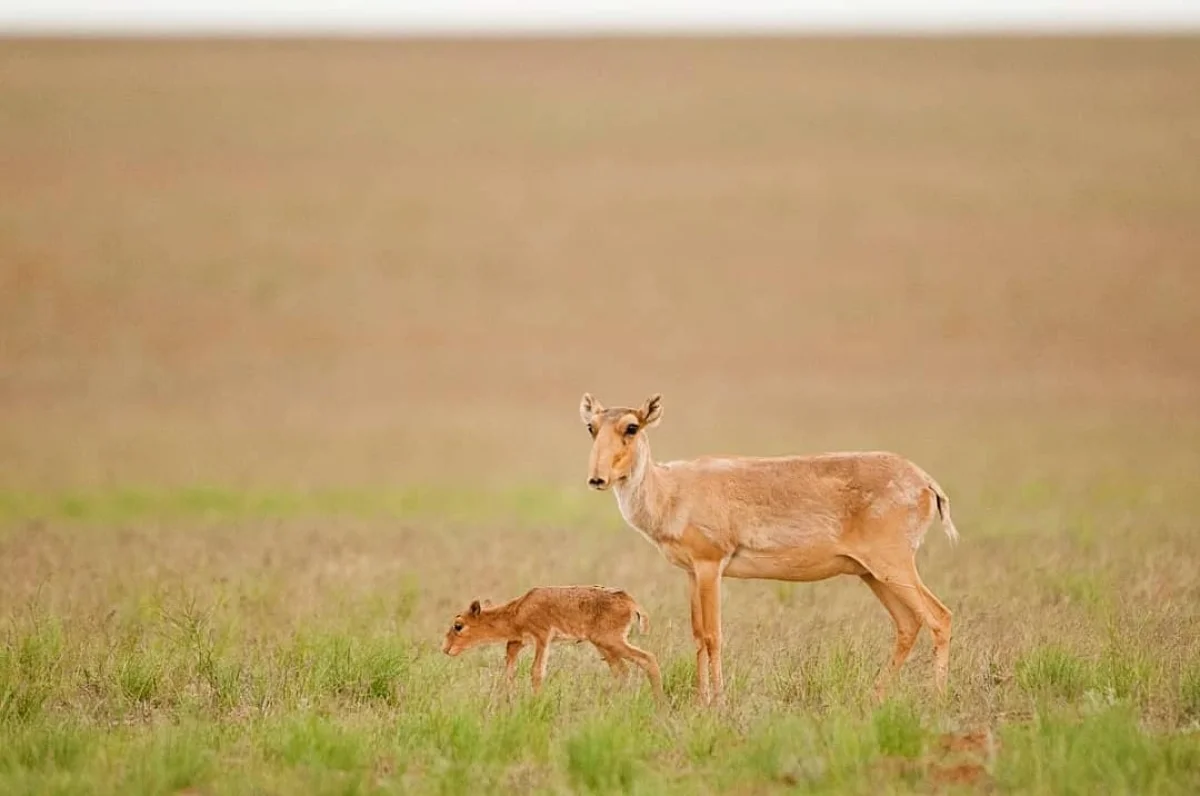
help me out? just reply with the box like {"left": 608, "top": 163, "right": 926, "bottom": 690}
{"left": 441, "top": 599, "right": 493, "bottom": 656}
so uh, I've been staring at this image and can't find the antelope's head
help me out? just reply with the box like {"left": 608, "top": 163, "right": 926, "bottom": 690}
{"left": 579, "top": 392, "right": 663, "bottom": 490}
{"left": 441, "top": 599, "right": 491, "bottom": 656}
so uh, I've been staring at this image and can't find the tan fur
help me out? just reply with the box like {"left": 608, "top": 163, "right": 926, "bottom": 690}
{"left": 441, "top": 585, "right": 663, "bottom": 696}
{"left": 580, "top": 392, "right": 960, "bottom": 703}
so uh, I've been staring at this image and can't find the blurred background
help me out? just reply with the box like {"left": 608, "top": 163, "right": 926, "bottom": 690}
{"left": 2, "top": 3, "right": 1198, "bottom": 497}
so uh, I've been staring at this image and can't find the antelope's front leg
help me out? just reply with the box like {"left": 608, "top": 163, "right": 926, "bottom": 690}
{"left": 694, "top": 560, "right": 725, "bottom": 700}
{"left": 530, "top": 636, "right": 550, "bottom": 694}
{"left": 688, "top": 569, "right": 710, "bottom": 704}
{"left": 504, "top": 640, "right": 524, "bottom": 685}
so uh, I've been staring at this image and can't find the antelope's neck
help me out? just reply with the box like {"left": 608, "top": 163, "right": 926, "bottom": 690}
{"left": 612, "top": 440, "right": 676, "bottom": 542}
{"left": 483, "top": 602, "right": 520, "bottom": 639}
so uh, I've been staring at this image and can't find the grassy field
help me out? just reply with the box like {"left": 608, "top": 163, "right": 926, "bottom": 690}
{"left": 2, "top": 36, "right": 1200, "bottom": 794}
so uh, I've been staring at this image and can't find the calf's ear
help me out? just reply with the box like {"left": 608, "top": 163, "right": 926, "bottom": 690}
{"left": 469, "top": 600, "right": 482, "bottom": 616}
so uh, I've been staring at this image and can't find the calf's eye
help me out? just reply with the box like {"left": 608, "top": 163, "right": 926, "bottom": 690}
{"left": 587, "top": 424, "right": 595, "bottom": 436}
{"left": 625, "top": 423, "right": 639, "bottom": 436}
{"left": 453, "top": 622, "right": 464, "bottom": 632}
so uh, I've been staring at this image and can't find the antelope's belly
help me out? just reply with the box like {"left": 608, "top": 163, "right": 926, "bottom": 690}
{"left": 724, "top": 542, "right": 865, "bottom": 582}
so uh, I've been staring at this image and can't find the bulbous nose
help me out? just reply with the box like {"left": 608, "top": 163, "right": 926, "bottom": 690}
{"left": 588, "top": 476, "right": 608, "bottom": 489}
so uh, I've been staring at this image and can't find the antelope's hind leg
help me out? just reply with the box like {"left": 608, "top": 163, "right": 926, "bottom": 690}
{"left": 597, "top": 643, "right": 629, "bottom": 690}
{"left": 915, "top": 575, "right": 953, "bottom": 692}
{"left": 622, "top": 641, "right": 664, "bottom": 698}
{"left": 602, "top": 650, "right": 629, "bottom": 678}
{"left": 597, "top": 638, "right": 663, "bottom": 699}
{"left": 861, "top": 573, "right": 922, "bottom": 699}
{"left": 864, "top": 555, "right": 953, "bottom": 694}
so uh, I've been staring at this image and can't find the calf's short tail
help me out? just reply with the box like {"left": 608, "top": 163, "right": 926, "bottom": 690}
{"left": 632, "top": 606, "right": 650, "bottom": 634}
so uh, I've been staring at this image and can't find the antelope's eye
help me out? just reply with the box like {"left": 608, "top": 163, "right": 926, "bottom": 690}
{"left": 587, "top": 424, "right": 595, "bottom": 436}
{"left": 625, "top": 423, "right": 639, "bottom": 436}
{"left": 453, "top": 621, "right": 464, "bottom": 632}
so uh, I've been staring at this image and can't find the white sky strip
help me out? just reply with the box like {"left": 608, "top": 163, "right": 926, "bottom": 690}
{"left": 2, "top": 1, "right": 1200, "bottom": 34}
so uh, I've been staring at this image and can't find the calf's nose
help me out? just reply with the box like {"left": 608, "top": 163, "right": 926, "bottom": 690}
{"left": 588, "top": 476, "right": 608, "bottom": 488}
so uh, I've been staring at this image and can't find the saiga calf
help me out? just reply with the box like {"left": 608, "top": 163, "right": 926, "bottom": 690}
{"left": 580, "top": 393, "right": 959, "bottom": 704}
{"left": 442, "top": 585, "right": 663, "bottom": 696}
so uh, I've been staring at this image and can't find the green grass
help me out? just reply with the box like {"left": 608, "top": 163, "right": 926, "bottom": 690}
{"left": 565, "top": 708, "right": 653, "bottom": 793}
{"left": 0, "top": 486, "right": 609, "bottom": 528}
{"left": 1, "top": 463, "right": 1198, "bottom": 794}
{"left": 1016, "top": 646, "right": 1095, "bottom": 701}
{"left": 997, "top": 706, "right": 1200, "bottom": 795}
{"left": 1181, "top": 663, "right": 1200, "bottom": 722}
{"left": 1, "top": 591, "right": 1198, "bottom": 794}
{"left": 872, "top": 699, "right": 926, "bottom": 759}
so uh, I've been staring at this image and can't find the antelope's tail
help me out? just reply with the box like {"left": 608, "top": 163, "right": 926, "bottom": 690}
{"left": 929, "top": 479, "right": 960, "bottom": 545}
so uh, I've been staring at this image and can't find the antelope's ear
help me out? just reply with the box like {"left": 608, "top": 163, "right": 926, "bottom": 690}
{"left": 640, "top": 394, "right": 663, "bottom": 428}
{"left": 469, "top": 600, "right": 482, "bottom": 616}
{"left": 580, "top": 393, "right": 604, "bottom": 424}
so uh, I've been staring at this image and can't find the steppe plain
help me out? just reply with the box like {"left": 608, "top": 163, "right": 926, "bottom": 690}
{"left": 2, "top": 36, "right": 1199, "bottom": 794}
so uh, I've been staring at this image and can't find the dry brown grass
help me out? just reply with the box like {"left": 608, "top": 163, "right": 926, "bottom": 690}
{"left": 1, "top": 36, "right": 1199, "bottom": 793}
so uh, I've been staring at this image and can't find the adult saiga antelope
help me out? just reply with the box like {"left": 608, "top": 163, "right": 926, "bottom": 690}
{"left": 579, "top": 393, "right": 959, "bottom": 703}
